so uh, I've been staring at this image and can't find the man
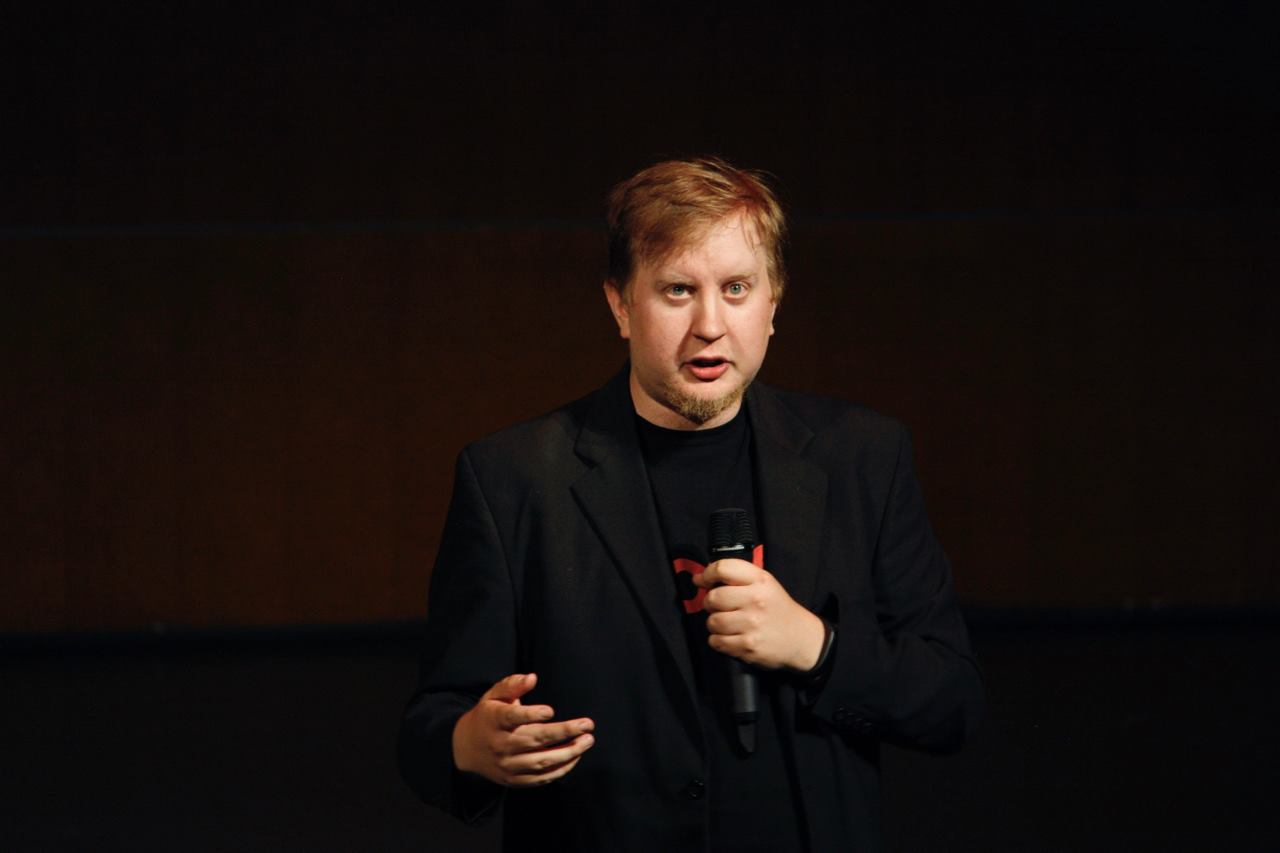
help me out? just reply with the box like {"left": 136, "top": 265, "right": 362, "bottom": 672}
{"left": 398, "top": 157, "right": 983, "bottom": 851}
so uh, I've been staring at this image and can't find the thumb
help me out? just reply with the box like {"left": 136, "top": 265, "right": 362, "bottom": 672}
{"left": 484, "top": 672, "right": 537, "bottom": 703}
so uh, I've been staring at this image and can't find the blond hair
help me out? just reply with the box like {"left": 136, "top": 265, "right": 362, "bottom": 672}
{"left": 605, "top": 156, "right": 788, "bottom": 303}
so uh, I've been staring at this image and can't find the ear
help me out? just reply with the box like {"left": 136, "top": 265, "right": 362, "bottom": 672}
{"left": 603, "top": 281, "right": 631, "bottom": 340}
{"left": 768, "top": 297, "right": 778, "bottom": 337}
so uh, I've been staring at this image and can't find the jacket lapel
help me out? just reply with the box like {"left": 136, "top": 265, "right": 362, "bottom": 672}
{"left": 746, "top": 382, "right": 831, "bottom": 785}
{"left": 569, "top": 371, "right": 700, "bottom": 721}
{"left": 747, "top": 383, "right": 829, "bottom": 612}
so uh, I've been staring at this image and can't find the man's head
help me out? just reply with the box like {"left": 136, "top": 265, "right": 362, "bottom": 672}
{"left": 603, "top": 157, "right": 787, "bottom": 430}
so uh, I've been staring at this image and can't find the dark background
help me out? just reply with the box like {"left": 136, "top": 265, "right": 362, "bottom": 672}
{"left": 3, "top": 2, "right": 1278, "bottom": 850}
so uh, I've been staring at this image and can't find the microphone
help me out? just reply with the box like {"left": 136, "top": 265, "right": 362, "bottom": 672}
{"left": 708, "top": 507, "right": 759, "bottom": 754}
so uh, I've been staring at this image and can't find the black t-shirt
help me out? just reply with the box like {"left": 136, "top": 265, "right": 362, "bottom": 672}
{"left": 636, "top": 407, "right": 805, "bottom": 853}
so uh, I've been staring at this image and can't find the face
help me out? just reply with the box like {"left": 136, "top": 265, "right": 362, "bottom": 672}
{"left": 604, "top": 212, "right": 777, "bottom": 430}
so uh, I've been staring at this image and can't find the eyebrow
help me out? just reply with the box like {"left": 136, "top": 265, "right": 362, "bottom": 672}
{"left": 655, "top": 272, "right": 758, "bottom": 285}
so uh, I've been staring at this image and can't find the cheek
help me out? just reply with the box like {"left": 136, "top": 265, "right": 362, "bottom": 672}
{"left": 759, "top": 309, "right": 777, "bottom": 340}
{"left": 737, "top": 313, "right": 774, "bottom": 346}
{"left": 632, "top": 316, "right": 682, "bottom": 358}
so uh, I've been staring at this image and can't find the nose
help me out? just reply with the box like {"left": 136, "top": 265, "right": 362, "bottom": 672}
{"left": 691, "top": 291, "right": 726, "bottom": 341}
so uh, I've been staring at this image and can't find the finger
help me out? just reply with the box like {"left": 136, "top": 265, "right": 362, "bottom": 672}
{"left": 509, "top": 718, "right": 595, "bottom": 751}
{"left": 484, "top": 672, "right": 538, "bottom": 702}
{"left": 504, "top": 752, "right": 586, "bottom": 788}
{"left": 708, "top": 632, "right": 756, "bottom": 662}
{"left": 703, "top": 558, "right": 759, "bottom": 586}
{"left": 498, "top": 732, "right": 596, "bottom": 779}
{"left": 702, "top": 585, "right": 754, "bottom": 613}
{"left": 706, "top": 610, "right": 755, "bottom": 636}
{"left": 497, "top": 701, "right": 556, "bottom": 730}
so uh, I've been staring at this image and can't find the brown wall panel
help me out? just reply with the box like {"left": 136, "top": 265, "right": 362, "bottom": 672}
{"left": 3, "top": 212, "right": 1276, "bottom": 631}
{"left": 2, "top": 229, "right": 616, "bottom": 631}
{"left": 777, "top": 216, "right": 1279, "bottom": 607}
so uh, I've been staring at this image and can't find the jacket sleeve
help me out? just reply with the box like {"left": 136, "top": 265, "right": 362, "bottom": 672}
{"left": 803, "top": 424, "right": 985, "bottom": 753}
{"left": 396, "top": 448, "right": 513, "bottom": 823}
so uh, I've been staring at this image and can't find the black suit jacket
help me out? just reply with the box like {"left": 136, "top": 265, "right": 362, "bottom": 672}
{"left": 398, "top": 369, "right": 983, "bottom": 851}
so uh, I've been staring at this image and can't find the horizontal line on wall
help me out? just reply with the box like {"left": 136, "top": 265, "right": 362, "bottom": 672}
{"left": 962, "top": 605, "right": 1280, "bottom": 630}
{"left": 3, "top": 607, "right": 1277, "bottom": 658}
{"left": 0, "top": 619, "right": 428, "bottom": 659}
{"left": 3, "top": 207, "right": 1275, "bottom": 241}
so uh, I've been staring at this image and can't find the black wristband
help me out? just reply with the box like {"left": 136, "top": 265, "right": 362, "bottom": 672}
{"left": 802, "top": 619, "right": 837, "bottom": 686}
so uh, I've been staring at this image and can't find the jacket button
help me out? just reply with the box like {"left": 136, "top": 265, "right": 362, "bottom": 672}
{"left": 683, "top": 778, "right": 705, "bottom": 800}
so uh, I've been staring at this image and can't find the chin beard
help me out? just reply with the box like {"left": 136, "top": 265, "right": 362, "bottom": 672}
{"left": 662, "top": 378, "right": 749, "bottom": 426}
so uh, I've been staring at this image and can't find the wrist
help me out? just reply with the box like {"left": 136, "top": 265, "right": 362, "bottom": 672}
{"left": 790, "top": 611, "right": 828, "bottom": 672}
{"left": 451, "top": 708, "right": 478, "bottom": 774}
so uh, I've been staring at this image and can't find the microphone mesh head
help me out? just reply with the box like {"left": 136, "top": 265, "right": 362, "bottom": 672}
{"left": 709, "top": 507, "right": 755, "bottom": 551}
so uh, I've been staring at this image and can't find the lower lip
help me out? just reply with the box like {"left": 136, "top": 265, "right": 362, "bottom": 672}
{"left": 686, "top": 362, "right": 730, "bottom": 381}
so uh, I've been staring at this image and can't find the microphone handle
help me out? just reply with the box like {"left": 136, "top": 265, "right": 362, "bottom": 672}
{"left": 712, "top": 539, "right": 760, "bottom": 725}
{"left": 709, "top": 507, "right": 760, "bottom": 753}
{"left": 728, "top": 660, "right": 758, "bottom": 724}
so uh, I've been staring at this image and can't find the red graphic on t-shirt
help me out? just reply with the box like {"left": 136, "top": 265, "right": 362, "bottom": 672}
{"left": 673, "top": 544, "right": 765, "bottom": 614}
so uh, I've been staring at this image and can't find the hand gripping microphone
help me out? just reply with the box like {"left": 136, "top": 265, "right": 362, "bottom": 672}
{"left": 709, "top": 507, "right": 759, "bottom": 755}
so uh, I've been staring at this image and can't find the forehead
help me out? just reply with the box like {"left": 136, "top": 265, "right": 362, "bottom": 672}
{"left": 645, "top": 212, "right": 767, "bottom": 277}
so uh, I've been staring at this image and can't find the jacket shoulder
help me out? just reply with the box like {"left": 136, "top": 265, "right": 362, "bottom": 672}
{"left": 455, "top": 387, "right": 596, "bottom": 483}
{"left": 757, "top": 384, "right": 907, "bottom": 450}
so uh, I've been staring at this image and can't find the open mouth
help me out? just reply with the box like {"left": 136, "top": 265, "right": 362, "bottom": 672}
{"left": 686, "top": 358, "right": 730, "bottom": 381}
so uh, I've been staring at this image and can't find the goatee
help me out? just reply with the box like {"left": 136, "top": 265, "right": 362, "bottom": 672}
{"left": 661, "top": 378, "right": 750, "bottom": 426}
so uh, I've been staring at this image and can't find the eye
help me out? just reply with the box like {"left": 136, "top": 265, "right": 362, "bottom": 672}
{"left": 667, "top": 284, "right": 691, "bottom": 298}
{"left": 725, "top": 282, "right": 748, "bottom": 296}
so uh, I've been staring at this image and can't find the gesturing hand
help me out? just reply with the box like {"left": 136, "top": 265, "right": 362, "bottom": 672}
{"left": 694, "top": 558, "right": 826, "bottom": 672}
{"left": 452, "top": 673, "right": 595, "bottom": 787}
